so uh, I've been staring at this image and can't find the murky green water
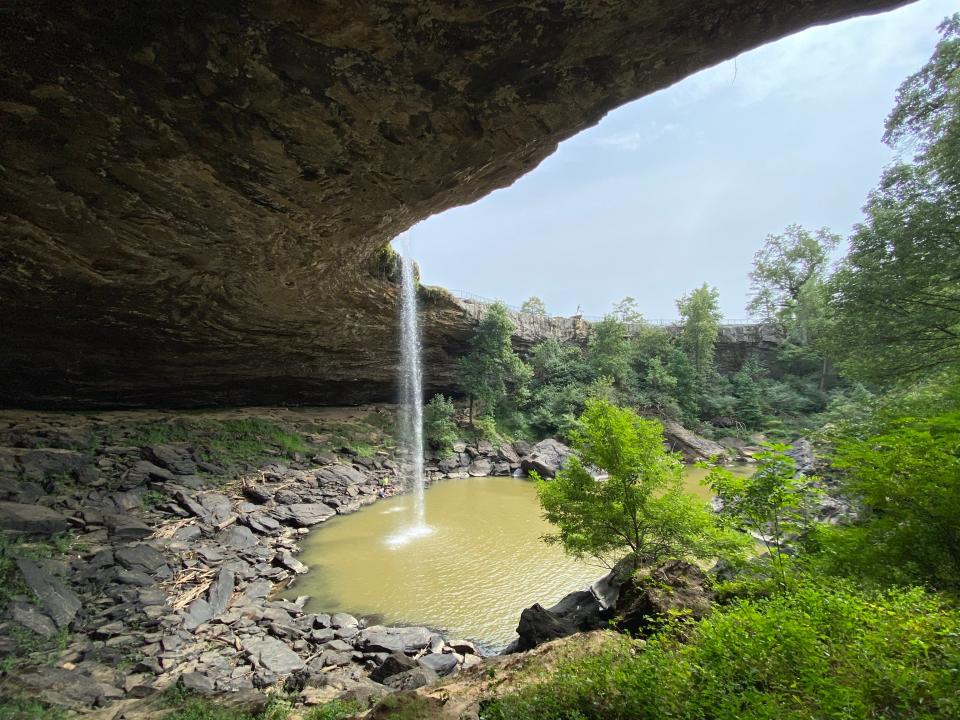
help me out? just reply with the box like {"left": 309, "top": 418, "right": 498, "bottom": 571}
{"left": 288, "top": 466, "right": 737, "bottom": 649}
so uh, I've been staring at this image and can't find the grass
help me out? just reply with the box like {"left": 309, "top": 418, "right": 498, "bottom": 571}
{"left": 153, "top": 683, "right": 366, "bottom": 720}
{"left": 480, "top": 580, "right": 960, "bottom": 720}
{"left": 156, "top": 684, "right": 310, "bottom": 720}
{"left": 0, "top": 694, "right": 72, "bottom": 720}
{"left": 305, "top": 700, "right": 361, "bottom": 720}
{"left": 99, "top": 418, "right": 314, "bottom": 478}
{"left": 1, "top": 533, "right": 82, "bottom": 673}
{"left": 0, "top": 533, "right": 80, "bottom": 613}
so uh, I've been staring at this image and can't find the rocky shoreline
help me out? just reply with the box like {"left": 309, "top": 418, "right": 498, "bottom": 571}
{"left": 0, "top": 411, "right": 578, "bottom": 716}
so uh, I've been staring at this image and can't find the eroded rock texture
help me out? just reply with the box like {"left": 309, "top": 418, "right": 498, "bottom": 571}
{"left": 0, "top": 0, "right": 907, "bottom": 407}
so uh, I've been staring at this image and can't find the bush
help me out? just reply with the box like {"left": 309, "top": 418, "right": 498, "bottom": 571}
{"left": 423, "top": 394, "right": 459, "bottom": 456}
{"left": 481, "top": 581, "right": 960, "bottom": 720}
{"left": 820, "top": 407, "right": 960, "bottom": 591}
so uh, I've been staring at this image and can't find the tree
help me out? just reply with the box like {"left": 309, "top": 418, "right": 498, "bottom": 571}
{"left": 825, "top": 406, "right": 960, "bottom": 591}
{"left": 588, "top": 317, "right": 634, "bottom": 391}
{"left": 527, "top": 339, "right": 595, "bottom": 439}
{"left": 457, "top": 302, "right": 531, "bottom": 424}
{"left": 423, "top": 394, "right": 458, "bottom": 456}
{"left": 747, "top": 225, "right": 840, "bottom": 325}
{"left": 676, "top": 283, "right": 722, "bottom": 381}
{"left": 731, "top": 358, "right": 764, "bottom": 429}
{"left": 706, "top": 445, "right": 810, "bottom": 588}
{"left": 827, "top": 17, "right": 960, "bottom": 385}
{"left": 536, "top": 399, "right": 742, "bottom": 568}
{"left": 521, "top": 296, "right": 548, "bottom": 317}
{"left": 612, "top": 296, "right": 643, "bottom": 324}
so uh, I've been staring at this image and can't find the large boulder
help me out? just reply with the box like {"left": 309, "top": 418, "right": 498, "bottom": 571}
{"left": 357, "top": 626, "right": 436, "bottom": 654}
{"left": 511, "top": 588, "right": 608, "bottom": 653}
{"left": 660, "top": 419, "right": 728, "bottom": 463}
{"left": 369, "top": 652, "right": 418, "bottom": 683}
{"left": 520, "top": 439, "right": 571, "bottom": 479}
{"left": 788, "top": 438, "right": 817, "bottom": 475}
{"left": 614, "top": 560, "right": 713, "bottom": 635}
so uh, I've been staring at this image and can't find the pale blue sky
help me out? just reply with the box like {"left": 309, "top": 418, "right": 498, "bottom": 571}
{"left": 400, "top": 0, "right": 956, "bottom": 321}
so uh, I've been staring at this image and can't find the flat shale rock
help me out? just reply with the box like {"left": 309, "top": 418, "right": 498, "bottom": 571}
{"left": 16, "top": 558, "right": 82, "bottom": 628}
{"left": 0, "top": 502, "right": 68, "bottom": 534}
{"left": 271, "top": 503, "right": 336, "bottom": 527}
{"left": 243, "top": 636, "right": 305, "bottom": 675}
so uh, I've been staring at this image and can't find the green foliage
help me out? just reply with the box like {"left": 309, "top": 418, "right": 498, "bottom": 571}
{"left": 0, "top": 695, "right": 72, "bottom": 720}
{"left": 481, "top": 581, "right": 960, "bottom": 720}
{"left": 158, "top": 685, "right": 294, "bottom": 720}
{"left": 587, "top": 317, "right": 634, "bottom": 392}
{"left": 827, "top": 16, "right": 960, "bottom": 385}
{"left": 731, "top": 359, "right": 763, "bottom": 429}
{"left": 368, "top": 694, "right": 435, "bottom": 720}
{"left": 611, "top": 296, "right": 643, "bottom": 324}
{"left": 0, "top": 533, "right": 80, "bottom": 614}
{"left": 520, "top": 296, "right": 548, "bottom": 316}
{"left": 305, "top": 699, "right": 361, "bottom": 720}
{"left": 537, "top": 399, "right": 744, "bottom": 567}
{"left": 822, "top": 405, "right": 960, "bottom": 591}
{"left": 143, "top": 490, "right": 167, "bottom": 509}
{"left": 676, "top": 283, "right": 722, "bottom": 381}
{"left": 122, "top": 418, "right": 308, "bottom": 476}
{"left": 423, "top": 394, "right": 459, "bottom": 456}
{"left": 707, "top": 446, "right": 811, "bottom": 587}
{"left": 458, "top": 302, "right": 531, "bottom": 424}
{"left": 747, "top": 224, "right": 840, "bottom": 324}
{"left": 526, "top": 339, "right": 595, "bottom": 438}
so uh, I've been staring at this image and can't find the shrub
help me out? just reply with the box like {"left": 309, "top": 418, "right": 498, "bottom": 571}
{"left": 482, "top": 581, "right": 960, "bottom": 720}
{"left": 423, "top": 394, "right": 459, "bottom": 456}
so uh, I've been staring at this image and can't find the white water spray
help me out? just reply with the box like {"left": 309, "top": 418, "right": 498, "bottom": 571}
{"left": 396, "top": 235, "right": 428, "bottom": 538}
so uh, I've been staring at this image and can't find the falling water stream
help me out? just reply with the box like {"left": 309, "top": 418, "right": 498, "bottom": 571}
{"left": 394, "top": 236, "right": 430, "bottom": 544}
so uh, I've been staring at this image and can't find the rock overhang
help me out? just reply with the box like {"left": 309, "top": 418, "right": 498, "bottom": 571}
{"left": 0, "top": 0, "right": 911, "bottom": 407}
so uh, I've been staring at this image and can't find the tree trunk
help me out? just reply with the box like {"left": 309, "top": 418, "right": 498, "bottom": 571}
{"left": 468, "top": 395, "right": 474, "bottom": 426}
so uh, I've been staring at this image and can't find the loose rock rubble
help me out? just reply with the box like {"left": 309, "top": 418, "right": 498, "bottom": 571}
{"left": 0, "top": 416, "right": 556, "bottom": 713}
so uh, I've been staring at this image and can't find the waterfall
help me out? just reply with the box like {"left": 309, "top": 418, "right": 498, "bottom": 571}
{"left": 397, "top": 236, "right": 427, "bottom": 531}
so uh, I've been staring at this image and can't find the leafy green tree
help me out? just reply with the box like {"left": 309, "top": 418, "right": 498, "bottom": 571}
{"left": 423, "top": 394, "right": 458, "bottom": 456}
{"left": 521, "top": 296, "right": 548, "bottom": 317}
{"left": 537, "top": 399, "right": 743, "bottom": 567}
{"left": 827, "top": 17, "right": 960, "bottom": 385}
{"left": 457, "top": 302, "right": 531, "bottom": 424}
{"left": 676, "top": 283, "right": 722, "bottom": 381}
{"left": 731, "top": 359, "right": 764, "bottom": 429}
{"left": 707, "top": 445, "right": 810, "bottom": 587}
{"left": 527, "top": 339, "right": 595, "bottom": 438}
{"left": 747, "top": 224, "right": 840, "bottom": 328}
{"left": 824, "top": 405, "right": 960, "bottom": 591}
{"left": 612, "top": 296, "right": 643, "bottom": 324}
{"left": 588, "top": 317, "right": 635, "bottom": 392}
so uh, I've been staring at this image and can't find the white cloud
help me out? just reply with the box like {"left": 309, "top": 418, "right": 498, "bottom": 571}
{"left": 594, "top": 121, "right": 681, "bottom": 151}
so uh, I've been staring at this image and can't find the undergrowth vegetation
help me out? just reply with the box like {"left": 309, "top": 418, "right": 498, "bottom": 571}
{"left": 482, "top": 582, "right": 960, "bottom": 720}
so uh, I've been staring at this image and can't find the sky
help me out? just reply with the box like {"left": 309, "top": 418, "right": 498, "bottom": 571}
{"left": 397, "top": 0, "right": 956, "bottom": 322}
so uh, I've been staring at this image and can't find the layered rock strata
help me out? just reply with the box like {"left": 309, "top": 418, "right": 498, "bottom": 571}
{"left": 0, "top": 0, "right": 906, "bottom": 408}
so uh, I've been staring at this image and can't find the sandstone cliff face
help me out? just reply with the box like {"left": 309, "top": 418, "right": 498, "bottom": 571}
{"left": 0, "top": 0, "right": 905, "bottom": 407}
